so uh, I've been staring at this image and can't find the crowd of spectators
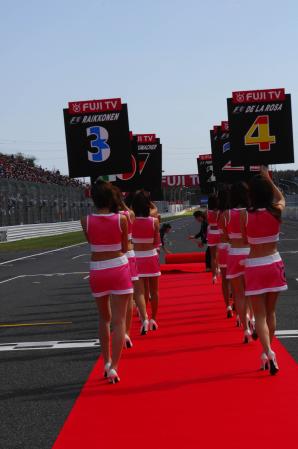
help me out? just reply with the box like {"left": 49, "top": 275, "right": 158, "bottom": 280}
{"left": 0, "top": 153, "right": 86, "bottom": 188}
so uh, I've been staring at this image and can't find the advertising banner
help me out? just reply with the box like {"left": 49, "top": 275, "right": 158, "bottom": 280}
{"left": 162, "top": 174, "right": 200, "bottom": 187}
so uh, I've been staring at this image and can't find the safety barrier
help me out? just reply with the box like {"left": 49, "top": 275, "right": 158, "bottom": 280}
{"left": 0, "top": 221, "right": 82, "bottom": 242}
{"left": 0, "top": 207, "right": 195, "bottom": 242}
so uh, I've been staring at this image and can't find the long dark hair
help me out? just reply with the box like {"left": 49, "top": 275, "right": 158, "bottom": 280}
{"left": 208, "top": 193, "right": 218, "bottom": 210}
{"left": 131, "top": 190, "right": 151, "bottom": 217}
{"left": 248, "top": 175, "right": 281, "bottom": 221}
{"left": 91, "top": 180, "right": 119, "bottom": 213}
{"left": 217, "top": 185, "right": 230, "bottom": 212}
{"left": 230, "top": 181, "right": 249, "bottom": 208}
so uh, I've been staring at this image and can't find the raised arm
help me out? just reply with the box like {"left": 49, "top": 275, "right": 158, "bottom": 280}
{"left": 261, "top": 166, "right": 285, "bottom": 211}
{"left": 80, "top": 216, "right": 89, "bottom": 242}
{"left": 153, "top": 218, "right": 161, "bottom": 248}
{"left": 120, "top": 214, "right": 128, "bottom": 254}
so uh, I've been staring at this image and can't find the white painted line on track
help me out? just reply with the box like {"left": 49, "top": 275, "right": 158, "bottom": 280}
{"left": 0, "top": 242, "right": 88, "bottom": 266}
{"left": 276, "top": 330, "right": 298, "bottom": 335}
{"left": 0, "top": 272, "right": 88, "bottom": 284}
{"left": 280, "top": 238, "right": 298, "bottom": 241}
{"left": 72, "top": 253, "right": 88, "bottom": 260}
{"left": 0, "top": 338, "right": 100, "bottom": 351}
{"left": 83, "top": 275, "right": 90, "bottom": 280}
{"left": 280, "top": 251, "right": 298, "bottom": 254}
{"left": 276, "top": 329, "right": 298, "bottom": 339}
{"left": 0, "top": 275, "right": 25, "bottom": 284}
{"left": 277, "top": 335, "right": 298, "bottom": 339}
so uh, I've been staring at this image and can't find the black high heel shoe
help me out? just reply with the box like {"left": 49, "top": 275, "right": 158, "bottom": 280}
{"left": 124, "top": 334, "right": 133, "bottom": 349}
{"left": 268, "top": 350, "right": 279, "bottom": 375}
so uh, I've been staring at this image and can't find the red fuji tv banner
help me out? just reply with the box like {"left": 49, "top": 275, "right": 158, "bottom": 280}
{"left": 68, "top": 98, "right": 122, "bottom": 114}
{"left": 162, "top": 174, "right": 199, "bottom": 187}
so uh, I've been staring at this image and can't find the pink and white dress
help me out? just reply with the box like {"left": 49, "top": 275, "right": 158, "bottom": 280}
{"left": 244, "top": 209, "right": 287, "bottom": 296}
{"left": 207, "top": 210, "right": 220, "bottom": 247}
{"left": 121, "top": 210, "right": 139, "bottom": 281}
{"left": 86, "top": 213, "right": 133, "bottom": 298}
{"left": 226, "top": 209, "right": 250, "bottom": 279}
{"left": 132, "top": 217, "right": 161, "bottom": 278}
{"left": 217, "top": 212, "right": 230, "bottom": 268}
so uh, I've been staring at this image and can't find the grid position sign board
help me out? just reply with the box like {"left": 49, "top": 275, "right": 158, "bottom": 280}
{"left": 211, "top": 122, "right": 260, "bottom": 183}
{"left": 91, "top": 134, "right": 142, "bottom": 191}
{"left": 64, "top": 98, "right": 132, "bottom": 178}
{"left": 197, "top": 154, "right": 216, "bottom": 194}
{"left": 135, "top": 134, "right": 163, "bottom": 199}
{"left": 227, "top": 89, "right": 294, "bottom": 165}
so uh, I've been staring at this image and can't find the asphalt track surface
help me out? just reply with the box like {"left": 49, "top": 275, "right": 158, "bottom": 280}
{"left": 0, "top": 216, "right": 297, "bottom": 449}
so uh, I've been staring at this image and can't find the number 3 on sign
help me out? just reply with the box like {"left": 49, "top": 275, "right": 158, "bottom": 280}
{"left": 244, "top": 115, "right": 276, "bottom": 151}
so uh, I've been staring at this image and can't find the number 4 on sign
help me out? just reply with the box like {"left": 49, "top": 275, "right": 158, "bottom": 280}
{"left": 244, "top": 115, "right": 276, "bottom": 151}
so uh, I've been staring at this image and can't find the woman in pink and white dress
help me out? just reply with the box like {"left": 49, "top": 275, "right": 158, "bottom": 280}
{"left": 112, "top": 187, "right": 138, "bottom": 350}
{"left": 217, "top": 186, "right": 232, "bottom": 318}
{"left": 242, "top": 167, "right": 287, "bottom": 375}
{"left": 81, "top": 180, "right": 133, "bottom": 384}
{"left": 207, "top": 194, "right": 220, "bottom": 283}
{"left": 224, "top": 182, "right": 252, "bottom": 343}
{"left": 131, "top": 191, "right": 161, "bottom": 335}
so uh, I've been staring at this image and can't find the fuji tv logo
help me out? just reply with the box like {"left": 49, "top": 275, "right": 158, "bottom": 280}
{"left": 232, "top": 88, "right": 285, "bottom": 104}
{"left": 68, "top": 98, "right": 122, "bottom": 115}
{"left": 232, "top": 89, "right": 285, "bottom": 104}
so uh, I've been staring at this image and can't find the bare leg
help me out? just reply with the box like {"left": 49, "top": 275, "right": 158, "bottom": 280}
{"left": 220, "top": 267, "right": 229, "bottom": 307}
{"left": 265, "top": 292, "right": 279, "bottom": 343}
{"left": 231, "top": 276, "right": 248, "bottom": 330}
{"left": 110, "top": 294, "right": 129, "bottom": 371}
{"left": 144, "top": 278, "right": 150, "bottom": 304}
{"left": 149, "top": 276, "right": 159, "bottom": 320}
{"left": 95, "top": 296, "right": 112, "bottom": 365}
{"left": 209, "top": 246, "right": 218, "bottom": 280}
{"left": 125, "top": 293, "right": 134, "bottom": 336}
{"left": 250, "top": 294, "right": 271, "bottom": 354}
{"left": 133, "top": 279, "right": 148, "bottom": 321}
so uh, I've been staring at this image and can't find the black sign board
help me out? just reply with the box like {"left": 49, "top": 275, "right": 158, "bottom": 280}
{"left": 197, "top": 154, "right": 216, "bottom": 194}
{"left": 64, "top": 99, "right": 132, "bottom": 178}
{"left": 91, "top": 134, "right": 163, "bottom": 199}
{"left": 211, "top": 125, "right": 260, "bottom": 183}
{"left": 227, "top": 89, "right": 294, "bottom": 165}
{"left": 91, "top": 138, "right": 142, "bottom": 192}
{"left": 136, "top": 135, "right": 163, "bottom": 200}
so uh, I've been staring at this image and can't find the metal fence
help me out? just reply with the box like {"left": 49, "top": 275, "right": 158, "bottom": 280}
{"left": 0, "top": 179, "right": 92, "bottom": 227}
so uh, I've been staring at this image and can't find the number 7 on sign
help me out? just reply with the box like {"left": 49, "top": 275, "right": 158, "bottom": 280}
{"left": 244, "top": 115, "right": 276, "bottom": 151}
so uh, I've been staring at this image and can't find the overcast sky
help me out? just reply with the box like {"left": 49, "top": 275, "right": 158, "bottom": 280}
{"left": 0, "top": 0, "right": 297, "bottom": 176}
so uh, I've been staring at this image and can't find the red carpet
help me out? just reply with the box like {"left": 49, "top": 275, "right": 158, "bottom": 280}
{"left": 160, "top": 262, "right": 205, "bottom": 273}
{"left": 165, "top": 251, "right": 205, "bottom": 264}
{"left": 53, "top": 271, "right": 298, "bottom": 449}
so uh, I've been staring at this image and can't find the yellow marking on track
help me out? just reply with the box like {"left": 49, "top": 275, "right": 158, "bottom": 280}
{"left": 0, "top": 321, "right": 72, "bottom": 328}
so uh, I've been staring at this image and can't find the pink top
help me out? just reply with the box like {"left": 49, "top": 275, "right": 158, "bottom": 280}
{"left": 207, "top": 210, "right": 219, "bottom": 226}
{"left": 121, "top": 210, "right": 132, "bottom": 241}
{"left": 217, "top": 211, "right": 226, "bottom": 235}
{"left": 86, "top": 213, "right": 122, "bottom": 252}
{"left": 132, "top": 217, "right": 155, "bottom": 244}
{"left": 226, "top": 209, "right": 246, "bottom": 239}
{"left": 246, "top": 209, "right": 280, "bottom": 244}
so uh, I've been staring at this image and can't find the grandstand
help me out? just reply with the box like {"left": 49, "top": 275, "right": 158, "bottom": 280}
{"left": 0, "top": 153, "right": 91, "bottom": 226}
